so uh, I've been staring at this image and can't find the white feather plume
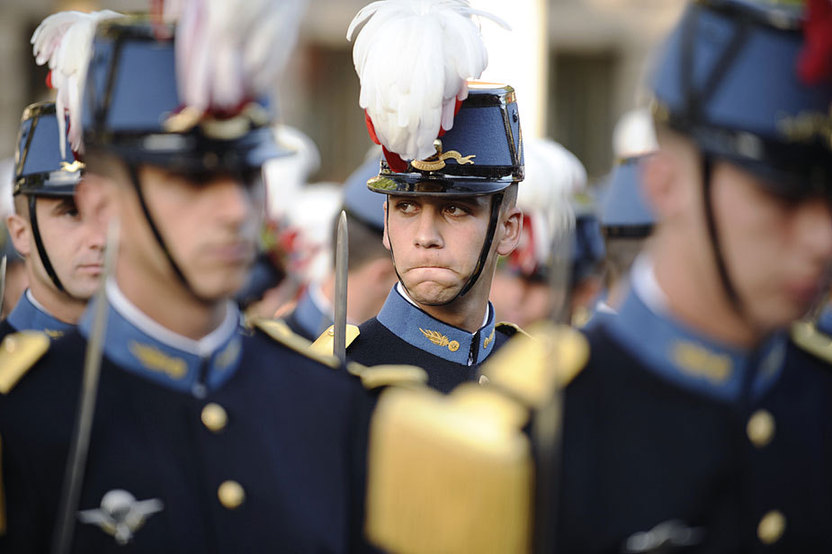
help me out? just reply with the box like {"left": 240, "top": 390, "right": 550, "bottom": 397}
{"left": 171, "top": 0, "right": 306, "bottom": 112}
{"left": 521, "top": 139, "right": 585, "bottom": 263}
{"left": 31, "top": 10, "right": 122, "bottom": 157}
{"left": 348, "top": 0, "right": 508, "bottom": 161}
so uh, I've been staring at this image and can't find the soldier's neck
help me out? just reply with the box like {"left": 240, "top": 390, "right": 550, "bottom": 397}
{"left": 649, "top": 241, "right": 760, "bottom": 349}
{"left": 401, "top": 284, "right": 489, "bottom": 334}
{"left": 115, "top": 265, "right": 228, "bottom": 341}
{"left": 27, "top": 277, "right": 86, "bottom": 324}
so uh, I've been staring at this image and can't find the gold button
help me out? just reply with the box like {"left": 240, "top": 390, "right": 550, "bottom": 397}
{"left": 4, "top": 336, "right": 16, "bottom": 352}
{"left": 747, "top": 410, "right": 775, "bottom": 448}
{"left": 218, "top": 480, "right": 245, "bottom": 510}
{"left": 448, "top": 340, "right": 460, "bottom": 352}
{"left": 478, "top": 375, "right": 490, "bottom": 386}
{"left": 201, "top": 403, "right": 228, "bottom": 433}
{"left": 757, "top": 510, "right": 786, "bottom": 544}
{"left": 328, "top": 327, "right": 335, "bottom": 336}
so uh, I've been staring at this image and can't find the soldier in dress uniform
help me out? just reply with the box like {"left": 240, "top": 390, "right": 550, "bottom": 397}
{"left": 490, "top": 138, "right": 605, "bottom": 328}
{"left": 0, "top": 7, "right": 374, "bottom": 553}
{"left": 553, "top": 0, "right": 832, "bottom": 551}
{"left": 596, "top": 152, "right": 656, "bottom": 314}
{"left": 283, "top": 154, "right": 397, "bottom": 341}
{"left": 0, "top": 102, "right": 104, "bottom": 341}
{"left": 339, "top": 0, "right": 525, "bottom": 393}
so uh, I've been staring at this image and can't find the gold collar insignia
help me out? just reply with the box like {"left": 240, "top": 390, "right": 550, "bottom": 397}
{"left": 419, "top": 328, "right": 460, "bottom": 352}
{"left": 483, "top": 328, "right": 495, "bottom": 350}
{"left": 672, "top": 341, "right": 732, "bottom": 384}
{"left": 215, "top": 338, "right": 241, "bottom": 371}
{"left": 129, "top": 341, "right": 187, "bottom": 379}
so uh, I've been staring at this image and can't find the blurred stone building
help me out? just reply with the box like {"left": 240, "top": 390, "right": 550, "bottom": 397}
{"left": 0, "top": 0, "right": 684, "bottom": 184}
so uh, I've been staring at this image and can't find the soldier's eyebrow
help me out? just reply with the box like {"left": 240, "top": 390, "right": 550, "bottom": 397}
{"left": 51, "top": 197, "right": 78, "bottom": 215}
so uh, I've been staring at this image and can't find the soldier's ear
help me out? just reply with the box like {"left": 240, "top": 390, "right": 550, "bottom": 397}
{"left": 382, "top": 200, "right": 391, "bottom": 251}
{"left": 495, "top": 204, "right": 522, "bottom": 256}
{"left": 6, "top": 213, "right": 31, "bottom": 258}
{"left": 642, "top": 148, "right": 682, "bottom": 222}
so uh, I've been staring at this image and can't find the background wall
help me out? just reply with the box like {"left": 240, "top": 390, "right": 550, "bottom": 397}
{"left": 0, "top": 0, "right": 685, "bottom": 183}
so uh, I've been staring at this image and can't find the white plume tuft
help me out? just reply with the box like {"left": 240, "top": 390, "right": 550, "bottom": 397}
{"left": 521, "top": 138, "right": 585, "bottom": 263}
{"left": 348, "top": 0, "right": 508, "bottom": 161}
{"left": 31, "top": 10, "right": 122, "bottom": 157}
{"left": 172, "top": 0, "right": 307, "bottom": 112}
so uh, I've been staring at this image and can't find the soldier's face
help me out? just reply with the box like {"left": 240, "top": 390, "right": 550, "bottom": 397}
{"left": 383, "top": 194, "right": 514, "bottom": 306}
{"left": 490, "top": 271, "right": 552, "bottom": 327}
{"left": 13, "top": 195, "right": 105, "bottom": 300}
{"left": 131, "top": 166, "right": 263, "bottom": 301}
{"left": 709, "top": 162, "right": 832, "bottom": 329}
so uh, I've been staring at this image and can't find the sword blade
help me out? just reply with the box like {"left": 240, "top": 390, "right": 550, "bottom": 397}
{"left": 52, "top": 218, "right": 120, "bottom": 554}
{"left": 532, "top": 209, "right": 574, "bottom": 554}
{"left": 0, "top": 255, "right": 7, "bottom": 319}
{"left": 333, "top": 211, "right": 349, "bottom": 363}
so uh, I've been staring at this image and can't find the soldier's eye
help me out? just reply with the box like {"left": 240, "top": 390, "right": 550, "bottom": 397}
{"left": 395, "top": 201, "right": 416, "bottom": 213}
{"left": 444, "top": 204, "right": 470, "bottom": 217}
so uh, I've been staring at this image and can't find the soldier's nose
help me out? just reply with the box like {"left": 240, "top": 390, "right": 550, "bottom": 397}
{"left": 413, "top": 211, "right": 443, "bottom": 248}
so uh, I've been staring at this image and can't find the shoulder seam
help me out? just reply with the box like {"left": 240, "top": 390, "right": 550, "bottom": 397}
{"left": 0, "top": 331, "right": 51, "bottom": 395}
{"left": 252, "top": 319, "right": 340, "bottom": 369}
{"left": 791, "top": 321, "right": 832, "bottom": 365}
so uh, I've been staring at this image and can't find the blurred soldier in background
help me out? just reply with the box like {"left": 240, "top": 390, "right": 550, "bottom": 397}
{"left": 0, "top": 5, "right": 373, "bottom": 552}
{"left": 0, "top": 158, "right": 27, "bottom": 318}
{"left": 556, "top": 0, "right": 832, "bottom": 551}
{"left": 283, "top": 153, "right": 397, "bottom": 340}
{"left": 0, "top": 102, "right": 104, "bottom": 341}
{"left": 597, "top": 153, "right": 656, "bottom": 314}
{"left": 490, "top": 138, "right": 603, "bottom": 328}
{"left": 342, "top": 0, "right": 525, "bottom": 393}
{"left": 597, "top": 107, "right": 658, "bottom": 315}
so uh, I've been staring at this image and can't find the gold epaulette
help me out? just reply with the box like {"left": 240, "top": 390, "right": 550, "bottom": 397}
{"left": 309, "top": 324, "right": 360, "bottom": 357}
{"left": 495, "top": 321, "right": 529, "bottom": 338}
{"left": 366, "top": 383, "right": 532, "bottom": 553}
{"left": 252, "top": 318, "right": 340, "bottom": 369}
{"left": 346, "top": 362, "right": 428, "bottom": 390}
{"left": 791, "top": 320, "right": 832, "bottom": 365}
{"left": 0, "top": 331, "right": 50, "bottom": 395}
{"left": 483, "top": 321, "right": 589, "bottom": 408}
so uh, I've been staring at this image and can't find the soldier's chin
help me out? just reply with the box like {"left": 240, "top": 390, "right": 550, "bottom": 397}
{"left": 190, "top": 273, "right": 248, "bottom": 303}
{"left": 63, "top": 278, "right": 101, "bottom": 302}
{"left": 407, "top": 282, "right": 461, "bottom": 306}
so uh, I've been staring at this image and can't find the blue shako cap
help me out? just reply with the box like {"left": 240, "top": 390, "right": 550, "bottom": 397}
{"left": 82, "top": 16, "right": 286, "bottom": 174}
{"left": 368, "top": 83, "right": 524, "bottom": 196}
{"left": 343, "top": 156, "right": 386, "bottom": 232}
{"left": 650, "top": 0, "right": 832, "bottom": 196}
{"left": 600, "top": 154, "right": 656, "bottom": 238}
{"left": 14, "top": 102, "right": 81, "bottom": 198}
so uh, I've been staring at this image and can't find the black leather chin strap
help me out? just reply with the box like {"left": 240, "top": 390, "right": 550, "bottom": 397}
{"left": 127, "top": 164, "right": 214, "bottom": 304}
{"left": 386, "top": 192, "right": 504, "bottom": 306}
{"left": 28, "top": 195, "right": 67, "bottom": 294}
{"left": 700, "top": 154, "right": 747, "bottom": 318}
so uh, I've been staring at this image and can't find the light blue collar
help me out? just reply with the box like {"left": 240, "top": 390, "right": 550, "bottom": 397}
{"left": 606, "top": 278, "right": 786, "bottom": 403}
{"left": 7, "top": 289, "right": 74, "bottom": 339}
{"left": 293, "top": 285, "right": 333, "bottom": 339}
{"left": 376, "top": 285, "right": 497, "bottom": 366}
{"left": 79, "top": 283, "right": 243, "bottom": 397}
{"left": 816, "top": 306, "right": 832, "bottom": 336}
